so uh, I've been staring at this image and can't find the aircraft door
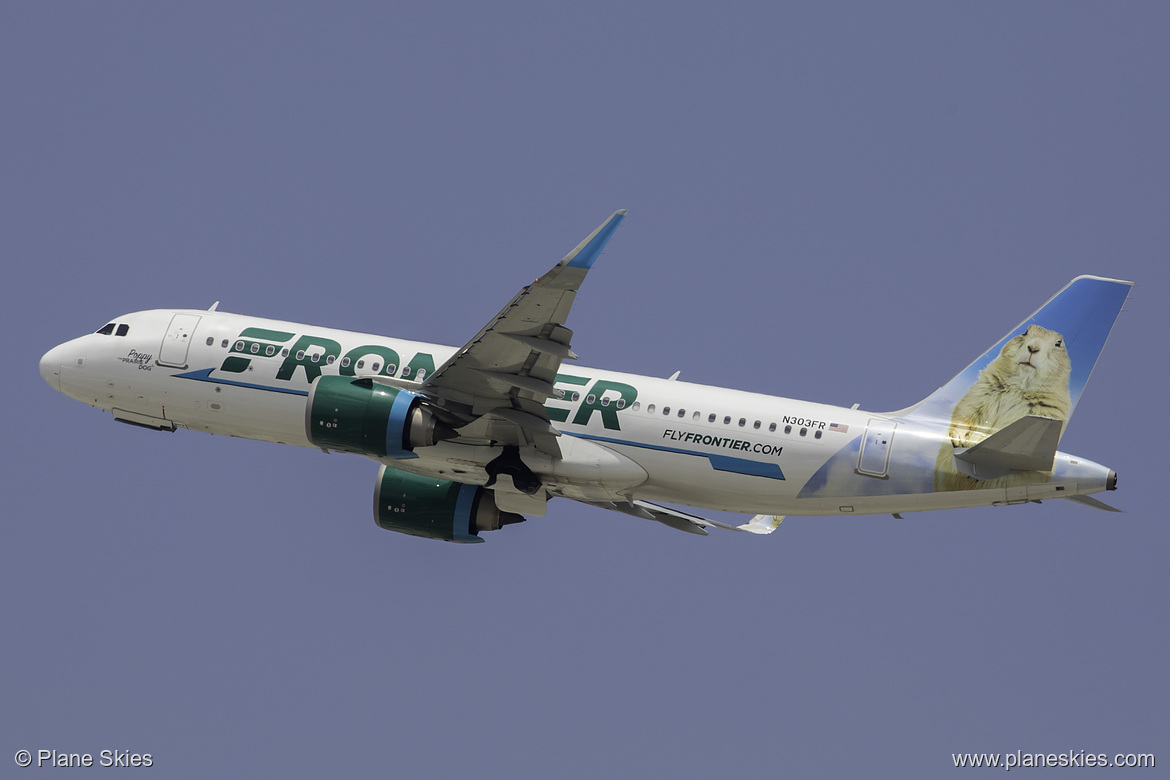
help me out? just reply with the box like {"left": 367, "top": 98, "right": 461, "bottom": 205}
{"left": 157, "top": 313, "right": 201, "bottom": 369}
{"left": 856, "top": 418, "right": 897, "bottom": 478}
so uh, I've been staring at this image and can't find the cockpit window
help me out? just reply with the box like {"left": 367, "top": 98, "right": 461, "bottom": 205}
{"left": 115, "top": 324, "right": 129, "bottom": 336}
{"left": 96, "top": 323, "right": 116, "bottom": 335}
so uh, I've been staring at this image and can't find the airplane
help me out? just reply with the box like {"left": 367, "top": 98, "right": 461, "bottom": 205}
{"left": 39, "top": 211, "right": 1132, "bottom": 543}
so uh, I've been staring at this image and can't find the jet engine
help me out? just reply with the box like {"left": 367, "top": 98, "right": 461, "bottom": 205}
{"left": 306, "top": 376, "right": 453, "bottom": 458}
{"left": 373, "top": 465, "right": 525, "bottom": 543}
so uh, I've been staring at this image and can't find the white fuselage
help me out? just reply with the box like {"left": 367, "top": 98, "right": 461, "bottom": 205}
{"left": 40, "top": 308, "right": 1116, "bottom": 517}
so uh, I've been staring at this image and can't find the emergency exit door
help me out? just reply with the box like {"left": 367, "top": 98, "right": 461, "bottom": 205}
{"left": 856, "top": 418, "right": 897, "bottom": 478}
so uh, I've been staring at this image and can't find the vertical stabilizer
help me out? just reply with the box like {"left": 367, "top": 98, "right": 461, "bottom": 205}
{"left": 901, "top": 276, "right": 1131, "bottom": 440}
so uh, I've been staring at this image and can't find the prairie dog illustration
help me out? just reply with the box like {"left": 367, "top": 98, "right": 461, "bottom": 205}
{"left": 935, "top": 324, "right": 1072, "bottom": 492}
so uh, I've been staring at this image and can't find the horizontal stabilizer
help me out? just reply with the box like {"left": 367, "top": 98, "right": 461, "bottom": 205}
{"left": 953, "top": 416, "right": 1061, "bottom": 480}
{"left": 1062, "top": 494, "right": 1122, "bottom": 512}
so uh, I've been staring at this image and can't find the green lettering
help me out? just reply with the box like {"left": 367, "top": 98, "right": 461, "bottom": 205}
{"left": 340, "top": 345, "right": 401, "bottom": 377}
{"left": 276, "top": 335, "right": 342, "bottom": 383}
{"left": 546, "top": 374, "right": 591, "bottom": 423}
{"left": 402, "top": 352, "right": 436, "bottom": 381}
{"left": 220, "top": 356, "right": 251, "bottom": 373}
{"left": 239, "top": 327, "right": 294, "bottom": 342}
{"left": 571, "top": 380, "right": 638, "bottom": 430}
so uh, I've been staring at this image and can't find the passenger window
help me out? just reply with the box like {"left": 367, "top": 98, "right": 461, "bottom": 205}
{"left": 785, "top": 425, "right": 792, "bottom": 434}
{"left": 356, "top": 360, "right": 365, "bottom": 369}
{"left": 387, "top": 364, "right": 397, "bottom": 375}
{"left": 678, "top": 409, "right": 685, "bottom": 418}
{"left": 631, "top": 401, "right": 640, "bottom": 411}
{"left": 266, "top": 345, "right": 276, "bottom": 356}
{"left": 572, "top": 392, "right": 581, "bottom": 402}
{"left": 416, "top": 369, "right": 426, "bottom": 380}
{"left": 222, "top": 340, "right": 230, "bottom": 348}
{"left": 371, "top": 362, "right": 380, "bottom": 372}
{"left": 600, "top": 396, "right": 610, "bottom": 407}
{"left": 296, "top": 350, "right": 305, "bottom": 360}
{"left": 116, "top": 324, "right": 129, "bottom": 336}
{"left": 692, "top": 411, "right": 699, "bottom": 421}
{"left": 738, "top": 418, "right": 746, "bottom": 427}
{"left": 723, "top": 416, "right": 731, "bottom": 425}
{"left": 586, "top": 395, "right": 596, "bottom": 404}
{"left": 753, "top": 420, "right": 761, "bottom": 429}
{"left": 326, "top": 355, "right": 335, "bottom": 365}
{"left": 251, "top": 343, "right": 260, "bottom": 353}
{"left": 815, "top": 430, "right": 822, "bottom": 439}
{"left": 96, "top": 323, "right": 116, "bottom": 335}
{"left": 282, "top": 348, "right": 289, "bottom": 357}
{"left": 708, "top": 414, "right": 716, "bottom": 423}
{"left": 310, "top": 352, "right": 320, "bottom": 363}
{"left": 341, "top": 357, "right": 351, "bottom": 367}
{"left": 616, "top": 399, "right": 626, "bottom": 409}
{"left": 800, "top": 428, "right": 807, "bottom": 436}
{"left": 205, "top": 337, "right": 214, "bottom": 346}
{"left": 648, "top": 404, "right": 656, "bottom": 414}
{"left": 769, "top": 422, "right": 776, "bottom": 432}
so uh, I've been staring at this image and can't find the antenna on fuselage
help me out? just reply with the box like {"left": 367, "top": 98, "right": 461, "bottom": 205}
{"left": 208, "top": 301, "right": 220, "bottom": 311}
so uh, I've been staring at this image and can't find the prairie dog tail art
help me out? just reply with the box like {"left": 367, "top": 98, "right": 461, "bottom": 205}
{"left": 894, "top": 276, "right": 1132, "bottom": 492}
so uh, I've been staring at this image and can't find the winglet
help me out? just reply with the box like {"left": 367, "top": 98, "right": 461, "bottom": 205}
{"left": 739, "top": 514, "right": 784, "bottom": 535}
{"left": 563, "top": 210, "right": 628, "bottom": 270}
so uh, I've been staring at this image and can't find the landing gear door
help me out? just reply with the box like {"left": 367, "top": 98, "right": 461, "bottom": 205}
{"left": 158, "top": 313, "right": 201, "bottom": 369}
{"left": 857, "top": 418, "right": 897, "bottom": 478}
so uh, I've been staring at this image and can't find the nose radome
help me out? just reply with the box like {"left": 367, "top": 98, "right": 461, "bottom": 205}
{"left": 39, "top": 345, "right": 63, "bottom": 391}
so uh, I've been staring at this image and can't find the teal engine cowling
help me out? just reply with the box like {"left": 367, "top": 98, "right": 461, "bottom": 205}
{"left": 373, "top": 465, "right": 525, "bottom": 543}
{"left": 305, "top": 376, "right": 454, "bottom": 458}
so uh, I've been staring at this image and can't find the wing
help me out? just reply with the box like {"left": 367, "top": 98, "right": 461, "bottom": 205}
{"left": 419, "top": 210, "right": 627, "bottom": 456}
{"left": 578, "top": 498, "right": 783, "bottom": 536}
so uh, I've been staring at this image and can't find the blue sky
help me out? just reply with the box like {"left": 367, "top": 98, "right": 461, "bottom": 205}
{"left": 4, "top": 3, "right": 1166, "bottom": 777}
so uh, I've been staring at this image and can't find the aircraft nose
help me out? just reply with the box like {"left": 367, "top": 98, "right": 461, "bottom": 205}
{"left": 40, "top": 344, "right": 63, "bottom": 391}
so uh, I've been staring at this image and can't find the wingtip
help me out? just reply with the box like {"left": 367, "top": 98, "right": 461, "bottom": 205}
{"left": 615, "top": 209, "right": 628, "bottom": 216}
{"left": 563, "top": 211, "right": 628, "bottom": 270}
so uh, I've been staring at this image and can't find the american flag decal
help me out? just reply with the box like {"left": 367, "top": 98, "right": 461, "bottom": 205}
{"left": 829, "top": 422, "right": 849, "bottom": 433}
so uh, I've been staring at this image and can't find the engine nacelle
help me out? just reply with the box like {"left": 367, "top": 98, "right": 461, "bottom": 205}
{"left": 373, "top": 465, "right": 525, "bottom": 543}
{"left": 306, "top": 376, "right": 450, "bottom": 458}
